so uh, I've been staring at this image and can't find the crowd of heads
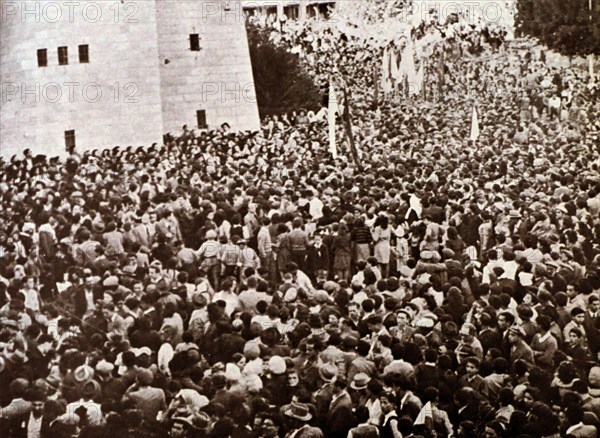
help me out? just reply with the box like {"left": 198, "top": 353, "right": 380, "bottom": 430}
{"left": 0, "top": 4, "right": 600, "bottom": 438}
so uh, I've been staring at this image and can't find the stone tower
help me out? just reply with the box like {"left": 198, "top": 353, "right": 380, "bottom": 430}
{"left": 0, "top": 0, "right": 260, "bottom": 158}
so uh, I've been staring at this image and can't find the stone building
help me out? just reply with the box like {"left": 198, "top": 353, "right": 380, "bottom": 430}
{"left": 0, "top": 0, "right": 260, "bottom": 158}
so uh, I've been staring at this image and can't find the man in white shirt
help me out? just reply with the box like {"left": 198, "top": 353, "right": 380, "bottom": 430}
{"left": 548, "top": 94, "right": 561, "bottom": 119}
{"left": 288, "top": 263, "right": 314, "bottom": 295}
{"left": 308, "top": 191, "right": 324, "bottom": 221}
{"left": 257, "top": 218, "right": 275, "bottom": 281}
{"left": 499, "top": 250, "right": 519, "bottom": 280}
{"left": 21, "top": 277, "right": 41, "bottom": 313}
{"left": 65, "top": 381, "right": 103, "bottom": 426}
{"left": 24, "top": 390, "right": 46, "bottom": 438}
{"left": 196, "top": 230, "right": 221, "bottom": 288}
{"left": 212, "top": 277, "right": 241, "bottom": 317}
{"left": 157, "top": 325, "right": 176, "bottom": 377}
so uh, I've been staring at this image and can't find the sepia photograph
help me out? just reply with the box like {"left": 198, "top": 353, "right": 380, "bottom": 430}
{"left": 0, "top": 0, "right": 599, "bottom": 436}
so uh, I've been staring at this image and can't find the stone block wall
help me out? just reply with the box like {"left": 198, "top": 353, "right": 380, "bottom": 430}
{"left": 156, "top": 0, "right": 260, "bottom": 135}
{"left": 0, "top": 0, "right": 260, "bottom": 158}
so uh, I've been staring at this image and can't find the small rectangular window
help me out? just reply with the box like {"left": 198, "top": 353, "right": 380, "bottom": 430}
{"left": 37, "top": 49, "right": 47, "bottom": 67}
{"left": 65, "top": 130, "right": 76, "bottom": 152}
{"left": 284, "top": 5, "right": 299, "bottom": 20}
{"left": 196, "top": 110, "right": 207, "bottom": 129}
{"left": 319, "top": 3, "right": 333, "bottom": 19}
{"left": 265, "top": 6, "right": 277, "bottom": 18}
{"left": 190, "top": 34, "right": 200, "bottom": 51}
{"left": 79, "top": 45, "right": 89, "bottom": 63}
{"left": 58, "top": 46, "right": 68, "bottom": 65}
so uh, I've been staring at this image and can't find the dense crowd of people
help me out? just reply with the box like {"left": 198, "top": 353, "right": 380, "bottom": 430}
{"left": 0, "top": 4, "right": 599, "bottom": 438}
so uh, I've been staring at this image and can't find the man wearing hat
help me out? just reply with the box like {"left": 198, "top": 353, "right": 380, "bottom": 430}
{"left": 314, "top": 363, "right": 338, "bottom": 423}
{"left": 264, "top": 355, "right": 289, "bottom": 406}
{"left": 65, "top": 380, "right": 103, "bottom": 426}
{"left": 508, "top": 325, "right": 535, "bottom": 368}
{"left": 95, "top": 359, "right": 127, "bottom": 403}
{"left": 237, "top": 238, "right": 261, "bottom": 274}
{"left": 187, "top": 293, "right": 208, "bottom": 344}
{"left": 283, "top": 402, "right": 323, "bottom": 438}
{"left": 349, "top": 372, "right": 371, "bottom": 406}
{"left": 169, "top": 415, "right": 195, "bottom": 438}
{"left": 73, "top": 364, "right": 95, "bottom": 386}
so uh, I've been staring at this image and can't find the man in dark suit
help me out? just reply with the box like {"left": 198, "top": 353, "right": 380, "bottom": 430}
{"left": 450, "top": 387, "right": 480, "bottom": 426}
{"left": 325, "top": 378, "right": 354, "bottom": 438}
{"left": 508, "top": 326, "right": 535, "bottom": 369}
{"left": 565, "top": 404, "right": 599, "bottom": 437}
{"left": 347, "top": 341, "right": 376, "bottom": 384}
{"left": 458, "top": 357, "right": 487, "bottom": 395}
{"left": 95, "top": 360, "right": 127, "bottom": 404}
{"left": 584, "top": 295, "right": 600, "bottom": 357}
{"left": 497, "top": 311, "right": 515, "bottom": 359}
{"left": 394, "top": 374, "right": 423, "bottom": 421}
{"left": 1, "top": 388, "right": 49, "bottom": 438}
{"left": 73, "top": 276, "right": 103, "bottom": 318}
{"left": 306, "top": 233, "right": 330, "bottom": 283}
{"left": 27, "top": 334, "right": 54, "bottom": 380}
{"left": 313, "top": 363, "right": 337, "bottom": 424}
{"left": 26, "top": 391, "right": 53, "bottom": 438}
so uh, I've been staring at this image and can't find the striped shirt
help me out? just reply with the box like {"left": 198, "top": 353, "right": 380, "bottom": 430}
{"left": 351, "top": 226, "right": 372, "bottom": 244}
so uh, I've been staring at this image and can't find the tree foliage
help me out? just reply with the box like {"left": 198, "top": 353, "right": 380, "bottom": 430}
{"left": 246, "top": 23, "right": 322, "bottom": 118}
{"left": 515, "top": 0, "right": 600, "bottom": 57}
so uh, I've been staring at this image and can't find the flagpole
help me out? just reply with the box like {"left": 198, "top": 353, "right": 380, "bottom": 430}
{"left": 437, "top": 48, "right": 445, "bottom": 99}
{"left": 590, "top": 0, "right": 595, "bottom": 83}
{"left": 372, "top": 65, "right": 379, "bottom": 110}
{"left": 342, "top": 87, "right": 363, "bottom": 172}
{"left": 327, "top": 77, "right": 338, "bottom": 159}
{"left": 469, "top": 105, "right": 480, "bottom": 148}
{"left": 422, "top": 60, "right": 427, "bottom": 102}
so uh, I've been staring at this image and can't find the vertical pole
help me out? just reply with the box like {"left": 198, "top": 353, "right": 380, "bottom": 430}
{"left": 590, "top": 0, "right": 595, "bottom": 83}
{"left": 343, "top": 87, "right": 362, "bottom": 171}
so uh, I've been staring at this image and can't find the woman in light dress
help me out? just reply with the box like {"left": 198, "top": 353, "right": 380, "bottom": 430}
{"left": 372, "top": 214, "right": 391, "bottom": 278}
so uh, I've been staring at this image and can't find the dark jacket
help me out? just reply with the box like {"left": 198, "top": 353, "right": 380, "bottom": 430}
{"left": 306, "top": 244, "right": 330, "bottom": 276}
{"left": 73, "top": 286, "right": 104, "bottom": 318}
{"left": 326, "top": 391, "right": 354, "bottom": 438}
